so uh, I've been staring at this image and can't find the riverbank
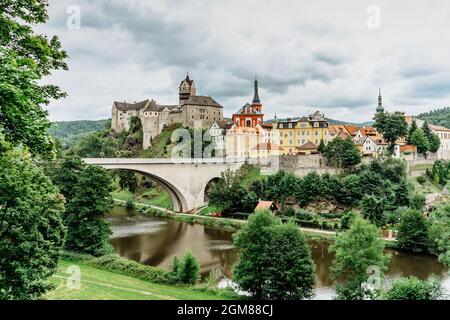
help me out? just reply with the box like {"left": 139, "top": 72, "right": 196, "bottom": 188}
{"left": 44, "top": 254, "right": 239, "bottom": 300}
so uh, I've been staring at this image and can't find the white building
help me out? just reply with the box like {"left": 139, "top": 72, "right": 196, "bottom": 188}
{"left": 430, "top": 125, "right": 450, "bottom": 160}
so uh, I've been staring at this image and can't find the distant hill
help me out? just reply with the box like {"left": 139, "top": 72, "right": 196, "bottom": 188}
{"left": 49, "top": 119, "right": 110, "bottom": 148}
{"left": 417, "top": 107, "right": 450, "bottom": 128}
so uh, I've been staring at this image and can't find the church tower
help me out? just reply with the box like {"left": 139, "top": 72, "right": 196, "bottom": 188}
{"left": 179, "top": 73, "right": 196, "bottom": 106}
{"left": 376, "top": 88, "right": 384, "bottom": 113}
{"left": 251, "top": 76, "right": 262, "bottom": 113}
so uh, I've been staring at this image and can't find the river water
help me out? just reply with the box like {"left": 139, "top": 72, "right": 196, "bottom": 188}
{"left": 109, "top": 206, "right": 449, "bottom": 299}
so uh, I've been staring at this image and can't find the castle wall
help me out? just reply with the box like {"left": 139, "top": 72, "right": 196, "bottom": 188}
{"left": 182, "top": 105, "right": 223, "bottom": 128}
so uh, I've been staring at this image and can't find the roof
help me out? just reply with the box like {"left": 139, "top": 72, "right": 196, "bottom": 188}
{"left": 251, "top": 143, "right": 282, "bottom": 151}
{"left": 234, "top": 103, "right": 262, "bottom": 115}
{"left": 298, "top": 141, "right": 317, "bottom": 150}
{"left": 113, "top": 100, "right": 150, "bottom": 111}
{"left": 337, "top": 131, "right": 350, "bottom": 139}
{"left": 367, "top": 135, "right": 388, "bottom": 145}
{"left": 182, "top": 95, "right": 222, "bottom": 108}
{"left": 179, "top": 74, "right": 194, "bottom": 87}
{"left": 260, "top": 122, "right": 274, "bottom": 130}
{"left": 430, "top": 125, "right": 450, "bottom": 132}
{"left": 358, "top": 127, "right": 378, "bottom": 137}
{"left": 400, "top": 144, "right": 417, "bottom": 153}
{"left": 255, "top": 201, "right": 277, "bottom": 211}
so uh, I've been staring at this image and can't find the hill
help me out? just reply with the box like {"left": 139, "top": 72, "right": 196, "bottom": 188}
{"left": 49, "top": 119, "right": 110, "bottom": 148}
{"left": 417, "top": 107, "right": 450, "bottom": 128}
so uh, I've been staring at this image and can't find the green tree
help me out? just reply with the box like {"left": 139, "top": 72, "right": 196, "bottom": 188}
{"left": 0, "top": 137, "right": 66, "bottom": 299}
{"left": 178, "top": 251, "right": 201, "bottom": 285}
{"left": 373, "top": 111, "right": 408, "bottom": 153}
{"left": 208, "top": 169, "right": 247, "bottom": 212}
{"left": 262, "top": 223, "right": 316, "bottom": 300}
{"left": 428, "top": 133, "right": 441, "bottom": 154}
{"left": 411, "top": 129, "right": 430, "bottom": 157}
{"left": 329, "top": 216, "right": 389, "bottom": 300}
{"left": 118, "top": 170, "right": 138, "bottom": 193}
{"left": 411, "top": 193, "right": 426, "bottom": 210}
{"left": 396, "top": 209, "right": 429, "bottom": 253}
{"left": 361, "top": 195, "right": 386, "bottom": 227}
{"left": 407, "top": 120, "right": 418, "bottom": 144}
{"left": 324, "top": 137, "right": 361, "bottom": 170}
{"left": 64, "top": 166, "right": 114, "bottom": 256}
{"left": 384, "top": 277, "right": 443, "bottom": 300}
{"left": 318, "top": 139, "right": 326, "bottom": 153}
{"left": 428, "top": 204, "right": 450, "bottom": 266}
{"left": 0, "top": 1, "right": 68, "bottom": 157}
{"left": 233, "top": 211, "right": 315, "bottom": 300}
{"left": 50, "top": 156, "right": 86, "bottom": 201}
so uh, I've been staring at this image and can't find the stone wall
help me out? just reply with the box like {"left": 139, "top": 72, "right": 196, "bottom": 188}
{"left": 182, "top": 105, "right": 223, "bottom": 128}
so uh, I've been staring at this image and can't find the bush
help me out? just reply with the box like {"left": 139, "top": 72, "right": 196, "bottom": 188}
{"left": 396, "top": 209, "right": 429, "bottom": 253}
{"left": 385, "top": 277, "right": 443, "bottom": 300}
{"left": 178, "top": 251, "right": 201, "bottom": 285}
{"left": 340, "top": 211, "right": 356, "bottom": 230}
{"left": 416, "top": 176, "right": 427, "bottom": 185}
{"left": 125, "top": 197, "right": 135, "bottom": 210}
{"left": 295, "top": 210, "right": 314, "bottom": 221}
{"left": 411, "top": 194, "right": 426, "bottom": 210}
{"left": 89, "top": 254, "right": 175, "bottom": 284}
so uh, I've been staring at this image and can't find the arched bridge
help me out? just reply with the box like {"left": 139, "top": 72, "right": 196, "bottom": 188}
{"left": 82, "top": 158, "right": 245, "bottom": 213}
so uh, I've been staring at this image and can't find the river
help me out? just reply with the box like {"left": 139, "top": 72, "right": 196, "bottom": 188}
{"left": 108, "top": 206, "right": 449, "bottom": 299}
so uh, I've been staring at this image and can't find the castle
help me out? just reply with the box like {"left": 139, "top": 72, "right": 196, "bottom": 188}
{"left": 111, "top": 74, "right": 224, "bottom": 149}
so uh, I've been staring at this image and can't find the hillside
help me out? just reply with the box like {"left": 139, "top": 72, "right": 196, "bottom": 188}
{"left": 417, "top": 107, "right": 450, "bottom": 128}
{"left": 50, "top": 119, "right": 110, "bottom": 148}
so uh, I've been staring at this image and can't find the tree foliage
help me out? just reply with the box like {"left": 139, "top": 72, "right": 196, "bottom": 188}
{"left": 411, "top": 128, "right": 430, "bottom": 156}
{"left": 396, "top": 209, "right": 429, "bottom": 253}
{"left": 373, "top": 111, "right": 408, "bottom": 153}
{"left": 233, "top": 211, "right": 316, "bottom": 300}
{"left": 0, "top": 0, "right": 68, "bottom": 157}
{"left": 324, "top": 137, "right": 361, "bottom": 169}
{"left": 385, "top": 276, "right": 443, "bottom": 300}
{"left": 63, "top": 165, "right": 114, "bottom": 256}
{"left": 0, "top": 137, "right": 66, "bottom": 299}
{"left": 329, "top": 216, "right": 389, "bottom": 300}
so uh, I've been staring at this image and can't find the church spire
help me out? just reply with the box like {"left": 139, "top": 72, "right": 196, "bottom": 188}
{"left": 252, "top": 76, "right": 260, "bottom": 104}
{"left": 376, "top": 88, "right": 384, "bottom": 113}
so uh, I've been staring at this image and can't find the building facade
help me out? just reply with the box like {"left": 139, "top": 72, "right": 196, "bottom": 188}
{"left": 274, "top": 111, "right": 329, "bottom": 155}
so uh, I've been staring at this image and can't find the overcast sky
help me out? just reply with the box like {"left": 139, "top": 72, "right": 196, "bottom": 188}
{"left": 37, "top": 0, "right": 450, "bottom": 123}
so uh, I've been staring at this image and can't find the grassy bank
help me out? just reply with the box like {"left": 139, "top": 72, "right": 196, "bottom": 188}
{"left": 112, "top": 189, "right": 172, "bottom": 209}
{"left": 44, "top": 256, "right": 239, "bottom": 300}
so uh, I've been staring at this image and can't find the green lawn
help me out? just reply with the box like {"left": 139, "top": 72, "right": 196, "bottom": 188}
{"left": 112, "top": 188, "right": 173, "bottom": 209}
{"left": 408, "top": 176, "right": 442, "bottom": 194}
{"left": 44, "top": 260, "right": 237, "bottom": 300}
{"left": 411, "top": 163, "right": 433, "bottom": 171}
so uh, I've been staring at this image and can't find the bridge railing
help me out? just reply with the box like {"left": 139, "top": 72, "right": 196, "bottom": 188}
{"left": 82, "top": 157, "right": 247, "bottom": 165}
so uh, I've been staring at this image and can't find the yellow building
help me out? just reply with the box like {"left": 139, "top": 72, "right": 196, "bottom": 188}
{"left": 273, "top": 111, "right": 330, "bottom": 155}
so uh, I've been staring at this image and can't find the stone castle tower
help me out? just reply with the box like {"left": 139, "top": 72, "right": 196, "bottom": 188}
{"left": 179, "top": 73, "right": 196, "bottom": 106}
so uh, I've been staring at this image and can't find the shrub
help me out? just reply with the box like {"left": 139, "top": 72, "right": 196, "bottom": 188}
{"left": 416, "top": 176, "right": 427, "bottom": 185}
{"left": 340, "top": 211, "right": 356, "bottom": 230}
{"left": 178, "top": 251, "right": 201, "bottom": 285}
{"left": 125, "top": 197, "right": 135, "bottom": 210}
{"left": 385, "top": 277, "right": 443, "bottom": 300}
{"left": 411, "top": 194, "right": 426, "bottom": 210}
{"left": 89, "top": 254, "right": 174, "bottom": 284}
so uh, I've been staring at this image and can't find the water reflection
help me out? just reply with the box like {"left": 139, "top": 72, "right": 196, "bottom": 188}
{"left": 109, "top": 206, "right": 449, "bottom": 296}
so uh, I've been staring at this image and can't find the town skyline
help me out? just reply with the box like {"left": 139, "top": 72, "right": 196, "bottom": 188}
{"left": 38, "top": 0, "right": 450, "bottom": 123}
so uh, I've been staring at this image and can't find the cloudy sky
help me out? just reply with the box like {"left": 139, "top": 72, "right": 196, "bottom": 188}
{"left": 37, "top": 0, "right": 450, "bottom": 123}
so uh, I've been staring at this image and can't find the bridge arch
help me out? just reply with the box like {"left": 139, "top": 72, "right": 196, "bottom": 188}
{"left": 118, "top": 169, "right": 188, "bottom": 212}
{"left": 83, "top": 158, "right": 245, "bottom": 213}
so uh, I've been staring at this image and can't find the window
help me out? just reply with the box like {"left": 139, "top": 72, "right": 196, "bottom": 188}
{"left": 315, "top": 131, "right": 319, "bottom": 136}
{"left": 288, "top": 123, "right": 293, "bottom": 128}
{"left": 280, "top": 140, "right": 283, "bottom": 145}
{"left": 279, "top": 124, "right": 284, "bottom": 129}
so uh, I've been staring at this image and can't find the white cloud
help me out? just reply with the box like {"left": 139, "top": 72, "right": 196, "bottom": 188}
{"left": 36, "top": 0, "right": 450, "bottom": 122}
